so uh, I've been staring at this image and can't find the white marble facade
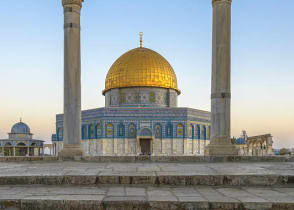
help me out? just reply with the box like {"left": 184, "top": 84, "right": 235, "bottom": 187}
{"left": 54, "top": 138, "right": 208, "bottom": 156}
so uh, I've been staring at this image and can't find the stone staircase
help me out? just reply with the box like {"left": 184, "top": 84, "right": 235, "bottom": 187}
{"left": 0, "top": 158, "right": 294, "bottom": 210}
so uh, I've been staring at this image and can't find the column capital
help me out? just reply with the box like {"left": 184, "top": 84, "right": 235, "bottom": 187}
{"left": 62, "top": 0, "right": 84, "bottom": 7}
{"left": 212, "top": 0, "right": 232, "bottom": 5}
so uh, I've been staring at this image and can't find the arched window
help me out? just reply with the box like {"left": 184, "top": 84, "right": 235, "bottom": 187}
{"left": 189, "top": 124, "right": 193, "bottom": 138}
{"left": 82, "top": 125, "right": 87, "bottom": 139}
{"left": 57, "top": 128, "right": 63, "bottom": 140}
{"left": 202, "top": 125, "right": 207, "bottom": 140}
{"left": 177, "top": 124, "right": 184, "bottom": 137}
{"left": 196, "top": 125, "right": 200, "bottom": 140}
{"left": 89, "top": 124, "right": 95, "bottom": 139}
{"left": 96, "top": 123, "right": 102, "bottom": 137}
{"left": 155, "top": 124, "right": 162, "bottom": 138}
{"left": 118, "top": 124, "right": 125, "bottom": 137}
{"left": 106, "top": 123, "right": 114, "bottom": 137}
{"left": 4, "top": 142, "right": 12, "bottom": 147}
{"left": 128, "top": 124, "right": 136, "bottom": 138}
{"left": 166, "top": 123, "right": 173, "bottom": 137}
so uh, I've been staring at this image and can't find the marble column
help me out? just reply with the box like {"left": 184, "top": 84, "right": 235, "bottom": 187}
{"left": 205, "top": 0, "right": 238, "bottom": 155}
{"left": 59, "top": 0, "right": 84, "bottom": 158}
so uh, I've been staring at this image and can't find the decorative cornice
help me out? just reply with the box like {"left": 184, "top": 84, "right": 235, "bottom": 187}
{"left": 212, "top": 0, "right": 232, "bottom": 5}
{"left": 62, "top": 0, "right": 84, "bottom": 7}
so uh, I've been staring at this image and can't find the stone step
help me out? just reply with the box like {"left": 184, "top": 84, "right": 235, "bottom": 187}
{"left": 1, "top": 174, "right": 293, "bottom": 187}
{"left": 1, "top": 161, "right": 294, "bottom": 187}
{"left": 1, "top": 185, "right": 294, "bottom": 210}
{"left": 1, "top": 155, "right": 294, "bottom": 163}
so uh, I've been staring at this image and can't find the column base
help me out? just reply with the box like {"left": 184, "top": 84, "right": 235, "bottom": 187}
{"left": 59, "top": 144, "right": 83, "bottom": 159}
{"left": 205, "top": 137, "right": 239, "bottom": 156}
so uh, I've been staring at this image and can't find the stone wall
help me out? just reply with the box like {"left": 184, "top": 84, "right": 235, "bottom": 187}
{"left": 55, "top": 138, "right": 208, "bottom": 156}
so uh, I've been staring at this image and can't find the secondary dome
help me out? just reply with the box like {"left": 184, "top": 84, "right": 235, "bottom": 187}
{"left": 103, "top": 47, "right": 180, "bottom": 94}
{"left": 11, "top": 121, "right": 30, "bottom": 134}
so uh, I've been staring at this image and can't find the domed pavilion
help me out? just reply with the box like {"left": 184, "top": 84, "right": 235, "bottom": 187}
{"left": 53, "top": 35, "right": 211, "bottom": 156}
{"left": 0, "top": 120, "right": 44, "bottom": 156}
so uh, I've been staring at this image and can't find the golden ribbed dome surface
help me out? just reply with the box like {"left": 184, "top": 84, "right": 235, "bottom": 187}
{"left": 104, "top": 47, "right": 180, "bottom": 94}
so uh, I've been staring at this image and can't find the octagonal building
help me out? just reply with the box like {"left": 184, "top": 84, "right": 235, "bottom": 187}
{"left": 52, "top": 40, "right": 211, "bottom": 156}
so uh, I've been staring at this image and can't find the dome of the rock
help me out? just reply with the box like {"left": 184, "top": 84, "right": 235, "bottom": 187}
{"left": 103, "top": 47, "right": 180, "bottom": 95}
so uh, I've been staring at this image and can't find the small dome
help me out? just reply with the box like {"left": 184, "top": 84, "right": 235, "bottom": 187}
{"left": 11, "top": 121, "right": 31, "bottom": 134}
{"left": 103, "top": 47, "right": 180, "bottom": 94}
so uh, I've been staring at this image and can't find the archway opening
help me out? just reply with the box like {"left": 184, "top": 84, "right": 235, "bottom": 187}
{"left": 140, "top": 138, "right": 151, "bottom": 155}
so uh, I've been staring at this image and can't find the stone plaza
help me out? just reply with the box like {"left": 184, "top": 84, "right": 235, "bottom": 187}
{"left": 1, "top": 0, "right": 293, "bottom": 209}
{"left": 0, "top": 158, "right": 294, "bottom": 209}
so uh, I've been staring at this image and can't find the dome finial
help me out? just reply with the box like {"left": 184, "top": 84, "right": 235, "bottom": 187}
{"left": 139, "top": 32, "right": 143, "bottom": 48}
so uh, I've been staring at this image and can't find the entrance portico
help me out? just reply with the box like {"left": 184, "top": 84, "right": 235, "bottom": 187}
{"left": 137, "top": 128, "right": 153, "bottom": 155}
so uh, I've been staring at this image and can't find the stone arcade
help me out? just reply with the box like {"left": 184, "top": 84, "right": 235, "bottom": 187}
{"left": 0, "top": 120, "right": 44, "bottom": 157}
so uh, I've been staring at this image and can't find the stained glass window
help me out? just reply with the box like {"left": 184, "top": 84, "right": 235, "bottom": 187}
{"left": 155, "top": 124, "right": 161, "bottom": 138}
{"left": 129, "top": 124, "right": 136, "bottom": 137}
{"left": 82, "top": 126, "right": 87, "bottom": 139}
{"left": 106, "top": 124, "right": 114, "bottom": 137}
{"left": 177, "top": 124, "right": 184, "bottom": 137}
{"left": 58, "top": 128, "right": 63, "bottom": 139}
{"left": 96, "top": 123, "right": 102, "bottom": 136}
{"left": 118, "top": 124, "right": 124, "bottom": 137}
{"left": 166, "top": 124, "right": 173, "bottom": 137}
{"left": 189, "top": 124, "right": 193, "bottom": 138}
{"left": 89, "top": 125, "right": 95, "bottom": 139}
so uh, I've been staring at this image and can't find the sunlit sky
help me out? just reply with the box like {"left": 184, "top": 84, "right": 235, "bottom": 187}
{"left": 0, "top": 0, "right": 293, "bottom": 148}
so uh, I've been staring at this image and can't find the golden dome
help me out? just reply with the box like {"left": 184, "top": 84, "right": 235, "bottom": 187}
{"left": 103, "top": 47, "right": 180, "bottom": 95}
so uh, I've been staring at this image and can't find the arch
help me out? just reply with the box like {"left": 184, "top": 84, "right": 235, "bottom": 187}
{"left": 128, "top": 123, "right": 136, "bottom": 138}
{"left": 31, "top": 142, "right": 37, "bottom": 147}
{"left": 96, "top": 123, "right": 102, "bottom": 138}
{"left": 188, "top": 124, "right": 193, "bottom": 138}
{"left": 176, "top": 123, "right": 184, "bottom": 137}
{"left": 88, "top": 124, "right": 95, "bottom": 139}
{"left": 117, "top": 123, "right": 125, "bottom": 137}
{"left": 139, "top": 128, "right": 152, "bottom": 137}
{"left": 202, "top": 125, "right": 207, "bottom": 140}
{"left": 17, "top": 142, "right": 26, "bottom": 146}
{"left": 106, "top": 123, "right": 114, "bottom": 138}
{"left": 196, "top": 125, "right": 201, "bottom": 140}
{"left": 4, "top": 143, "right": 13, "bottom": 156}
{"left": 57, "top": 128, "right": 63, "bottom": 141}
{"left": 4, "top": 142, "right": 12, "bottom": 147}
{"left": 166, "top": 123, "right": 173, "bottom": 138}
{"left": 154, "top": 123, "right": 162, "bottom": 138}
{"left": 82, "top": 125, "right": 87, "bottom": 140}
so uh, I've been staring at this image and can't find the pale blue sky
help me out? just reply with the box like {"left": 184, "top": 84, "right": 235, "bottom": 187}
{"left": 0, "top": 0, "right": 293, "bottom": 148}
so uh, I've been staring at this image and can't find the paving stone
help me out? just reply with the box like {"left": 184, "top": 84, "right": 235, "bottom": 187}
{"left": 0, "top": 185, "right": 293, "bottom": 209}
{"left": 125, "top": 187, "right": 146, "bottom": 196}
{"left": 107, "top": 186, "right": 125, "bottom": 196}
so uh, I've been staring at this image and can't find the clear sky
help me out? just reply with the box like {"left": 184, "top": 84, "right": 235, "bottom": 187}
{"left": 0, "top": 0, "right": 293, "bottom": 148}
